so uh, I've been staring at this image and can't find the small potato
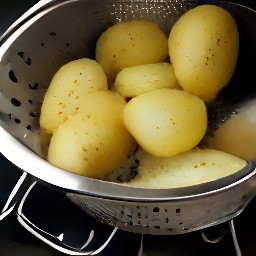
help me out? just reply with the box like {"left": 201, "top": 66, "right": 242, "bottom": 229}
{"left": 48, "top": 91, "right": 136, "bottom": 179}
{"left": 40, "top": 58, "right": 108, "bottom": 134}
{"left": 123, "top": 88, "right": 207, "bottom": 157}
{"left": 96, "top": 19, "right": 168, "bottom": 82}
{"left": 115, "top": 63, "right": 180, "bottom": 97}
{"left": 168, "top": 5, "right": 239, "bottom": 101}
{"left": 126, "top": 148, "right": 246, "bottom": 189}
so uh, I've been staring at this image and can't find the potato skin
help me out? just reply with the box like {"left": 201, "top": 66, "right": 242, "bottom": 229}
{"left": 40, "top": 58, "right": 108, "bottom": 134}
{"left": 115, "top": 63, "right": 180, "bottom": 97}
{"left": 96, "top": 19, "right": 168, "bottom": 82}
{"left": 47, "top": 91, "right": 136, "bottom": 179}
{"left": 123, "top": 88, "right": 207, "bottom": 157}
{"left": 168, "top": 5, "right": 239, "bottom": 101}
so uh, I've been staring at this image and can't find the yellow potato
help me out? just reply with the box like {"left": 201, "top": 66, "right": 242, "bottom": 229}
{"left": 206, "top": 100, "right": 256, "bottom": 161}
{"left": 40, "top": 58, "right": 108, "bottom": 134}
{"left": 168, "top": 5, "right": 239, "bottom": 101}
{"left": 123, "top": 88, "right": 207, "bottom": 157}
{"left": 48, "top": 91, "right": 136, "bottom": 179}
{"left": 115, "top": 63, "right": 180, "bottom": 97}
{"left": 126, "top": 148, "right": 247, "bottom": 189}
{"left": 96, "top": 19, "right": 168, "bottom": 82}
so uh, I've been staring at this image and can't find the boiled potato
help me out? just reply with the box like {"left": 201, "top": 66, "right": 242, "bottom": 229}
{"left": 123, "top": 88, "right": 207, "bottom": 157}
{"left": 40, "top": 129, "right": 52, "bottom": 159}
{"left": 96, "top": 19, "right": 168, "bottom": 82}
{"left": 48, "top": 91, "right": 136, "bottom": 179}
{"left": 206, "top": 100, "right": 256, "bottom": 161}
{"left": 115, "top": 63, "right": 180, "bottom": 97}
{"left": 40, "top": 58, "right": 108, "bottom": 134}
{"left": 126, "top": 148, "right": 247, "bottom": 189}
{"left": 168, "top": 5, "right": 239, "bottom": 101}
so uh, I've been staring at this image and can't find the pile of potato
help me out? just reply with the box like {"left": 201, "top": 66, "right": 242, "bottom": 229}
{"left": 40, "top": 4, "right": 243, "bottom": 186}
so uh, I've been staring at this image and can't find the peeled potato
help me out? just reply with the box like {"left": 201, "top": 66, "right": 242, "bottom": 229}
{"left": 48, "top": 91, "right": 135, "bottom": 179}
{"left": 168, "top": 5, "right": 239, "bottom": 101}
{"left": 96, "top": 19, "right": 168, "bottom": 82}
{"left": 206, "top": 100, "right": 256, "bottom": 161}
{"left": 126, "top": 148, "right": 247, "bottom": 189}
{"left": 40, "top": 58, "right": 108, "bottom": 134}
{"left": 115, "top": 63, "right": 180, "bottom": 97}
{"left": 123, "top": 88, "right": 207, "bottom": 157}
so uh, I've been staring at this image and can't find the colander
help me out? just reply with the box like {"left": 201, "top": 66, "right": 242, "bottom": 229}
{"left": 1, "top": 0, "right": 256, "bottom": 248}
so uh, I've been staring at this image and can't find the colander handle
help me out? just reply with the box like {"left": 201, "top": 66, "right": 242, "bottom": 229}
{"left": 202, "top": 219, "right": 242, "bottom": 256}
{"left": 15, "top": 181, "right": 117, "bottom": 256}
{"left": 0, "top": 172, "right": 29, "bottom": 222}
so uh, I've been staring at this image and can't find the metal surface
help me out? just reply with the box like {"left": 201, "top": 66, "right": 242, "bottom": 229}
{"left": 67, "top": 170, "right": 256, "bottom": 234}
{"left": 0, "top": 0, "right": 256, "bottom": 236}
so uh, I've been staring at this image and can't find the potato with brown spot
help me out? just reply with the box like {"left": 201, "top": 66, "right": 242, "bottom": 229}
{"left": 123, "top": 88, "right": 207, "bottom": 157}
{"left": 115, "top": 62, "right": 181, "bottom": 97}
{"left": 168, "top": 5, "right": 239, "bottom": 101}
{"left": 47, "top": 90, "right": 136, "bottom": 179}
{"left": 40, "top": 58, "right": 108, "bottom": 135}
{"left": 126, "top": 148, "right": 246, "bottom": 189}
{"left": 96, "top": 19, "right": 168, "bottom": 82}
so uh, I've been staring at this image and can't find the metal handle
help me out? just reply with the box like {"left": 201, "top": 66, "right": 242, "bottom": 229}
{"left": 202, "top": 219, "right": 242, "bottom": 256}
{"left": 0, "top": 172, "right": 28, "bottom": 221}
{"left": 16, "top": 181, "right": 117, "bottom": 255}
{"left": 229, "top": 219, "right": 242, "bottom": 256}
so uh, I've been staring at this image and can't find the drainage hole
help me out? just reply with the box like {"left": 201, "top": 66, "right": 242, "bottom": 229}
{"left": 9, "top": 70, "right": 18, "bottom": 83}
{"left": 29, "top": 82, "right": 39, "bottom": 90}
{"left": 11, "top": 98, "right": 21, "bottom": 107}
{"left": 14, "top": 118, "right": 21, "bottom": 124}
{"left": 17, "top": 51, "right": 31, "bottom": 65}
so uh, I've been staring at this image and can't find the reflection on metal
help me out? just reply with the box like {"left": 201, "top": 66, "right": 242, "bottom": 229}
{"left": 202, "top": 229, "right": 225, "bottom": 244}
{"left": 229, "top": 219, "right": 242, "bottom": 256}
{"left": 16, "top": 182, "right": 118, "bottom": 255}
{"left": 138, "top": 234, "right": 144, "bottom": 256}
{"left": 0, "top": 172, "right": 27, "bottom": 221}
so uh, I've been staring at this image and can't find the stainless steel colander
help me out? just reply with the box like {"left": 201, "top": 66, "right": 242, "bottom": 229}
{"left": 1, "top": 0, "right": 256, "bottom": 239}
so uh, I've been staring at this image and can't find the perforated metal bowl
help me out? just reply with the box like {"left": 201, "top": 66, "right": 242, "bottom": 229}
{"left": 1, "top": 0, "right": 256, "bottom": 236}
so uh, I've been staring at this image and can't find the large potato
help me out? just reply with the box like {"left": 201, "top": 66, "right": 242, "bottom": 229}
{"left": 123, "top": 88, "right": 207, "bottom": 157}
{"left": 126, "top": 148, "right": 246, "bottom": 189}
{"left": 168, "top": 5, "right": 239, "bottom": 101}
{"left": 115, "top": 63, "right": 180, "bottom": 97}
{"left": 96, "top": 19, "right": 168, "bottom": 82}
{"left": 48, "top": 91, "right": 136, "bottom": 179}
{"left": 40, "top": 58, "right": 108, "bottom": 134}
